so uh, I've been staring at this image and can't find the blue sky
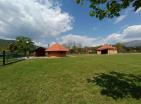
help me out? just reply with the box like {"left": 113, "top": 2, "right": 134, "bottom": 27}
{"left": 60, "top": 0, "right": 141, "bottom": 36}
{"left": 0, "top": 0, "right": 141, "bottom": 47}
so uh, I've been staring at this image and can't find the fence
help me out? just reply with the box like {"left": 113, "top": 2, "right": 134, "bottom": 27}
{"left": 0, "top": 51, "right": 25, "bottom": 66}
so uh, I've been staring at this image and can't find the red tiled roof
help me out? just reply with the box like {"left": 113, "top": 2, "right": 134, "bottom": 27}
{"left": 96, "top": 44, "right": 117, "bottom": 51}
{"left": 46, "top": 43, "right": 69, "bottom": 52}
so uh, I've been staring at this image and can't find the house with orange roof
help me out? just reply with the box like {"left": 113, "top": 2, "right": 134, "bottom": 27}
{"left": 96, "top": 44, "right": 117, "bottom": 54}
{"left": 46, "top": 43, "right": 69, "bottom": 57}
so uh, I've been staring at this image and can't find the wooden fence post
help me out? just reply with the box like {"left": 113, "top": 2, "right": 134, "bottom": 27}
{"left": 3, "top": 51, "right": 5, "bottom": 65}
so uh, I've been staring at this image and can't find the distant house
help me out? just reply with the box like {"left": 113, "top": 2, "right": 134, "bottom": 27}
{"left": 34, "top": 47, "right": 46, "bottom": 56}
{"left": 46, "top": 43, "right": 69, "bottom": 57}
{"left": 96, "top": 44, "right": 117, "bottom": 54}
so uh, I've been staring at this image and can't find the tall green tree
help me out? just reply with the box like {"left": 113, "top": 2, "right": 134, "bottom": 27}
{"left": 16, "top": 36, "right": 34, "bottom": 56}
{"left": 76, "top": 0, "right": 141, "bottom": 20}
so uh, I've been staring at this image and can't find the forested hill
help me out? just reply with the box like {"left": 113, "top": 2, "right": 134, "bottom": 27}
{"left": 123, "top": 40, "right": 141, "bottom": 47}
{"left": 0, "top": 39, "right": 15, "bottom": 51}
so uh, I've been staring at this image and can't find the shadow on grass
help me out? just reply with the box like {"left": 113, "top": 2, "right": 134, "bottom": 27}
{"left": 87, "top": 71, "right": 141, "bottom": 100}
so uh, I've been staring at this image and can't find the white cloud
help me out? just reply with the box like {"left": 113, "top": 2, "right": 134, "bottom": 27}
{"left": 0, "top": 0, "right": 140, "bottom": 47}
{"left": 135, "top": 7, "right": 141, "bottom": 13}
{"left": 120, "top": 25, "right": 129, "bottom": 30}
{"left": 57, "top": 25, "right": 141, "bottom": 47}
{"left": 123, "top": 25, "right": 141, "bottom": 41}
{"left": 105, "top": 25, "right": 141, "bottom": 43}
{"left": 104, "top": 33, "right": 122, "bottom": 43}
{"left": 114, "top": 15, "right": 126, "bottom": 24}
{"left": 57, "top": 34, "right": 96, "bottom": 47}
{"left": 57, "top": 34, "right": 117, "bottom": 47}
{"left": 0, "top": 0, "right": 73, "bottom": 40}
{"left": 34, "top": 41, "right": 48, "bottom": 47}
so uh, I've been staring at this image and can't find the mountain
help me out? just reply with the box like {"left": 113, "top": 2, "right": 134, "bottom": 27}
{"left": 0, "top": 39, "right": 15, "bottom": 51}
{"left": 123, "top": 40, "right": 141, "bottom": 47}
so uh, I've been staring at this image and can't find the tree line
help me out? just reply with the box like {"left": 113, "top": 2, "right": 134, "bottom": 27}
{"left": 64, "top": 42, "right": 141, "bottom": 54}
{"left": 2, "top": 36, "right": 141, "bottom": 56}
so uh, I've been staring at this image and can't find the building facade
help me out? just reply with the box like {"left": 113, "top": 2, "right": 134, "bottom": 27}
{"left": 96, "top": 45, "right": 117, "bottom": 54}
{"left": 46, "top": 43, "right": 69, "bottom": 57}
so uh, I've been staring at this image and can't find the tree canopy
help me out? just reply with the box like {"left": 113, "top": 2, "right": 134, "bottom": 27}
{"left": 16, "top": 36, "right": 34, "bottom": 56}
{"left": 76, "top": 0, "right": 141, "bottom": 20}
{"left": 9, "top": 43, "right": 17, "bottom": 52}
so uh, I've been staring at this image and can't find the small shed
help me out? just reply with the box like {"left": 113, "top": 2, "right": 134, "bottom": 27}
{"left": 34, "top": 47, "right": 46, "bottom": 56}
{"left": 96, "top": 44, "right": 117, "bottom": 54}
{"left": 46, "top": 43, "right": 69, "bottom": 57}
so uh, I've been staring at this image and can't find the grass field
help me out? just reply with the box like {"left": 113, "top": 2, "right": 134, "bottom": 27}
{"left": 0, "top": 54, "right": 141, "bottom": 104}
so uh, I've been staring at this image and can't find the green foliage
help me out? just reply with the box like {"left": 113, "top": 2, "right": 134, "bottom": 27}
{"left": 76, "top": 0, "right": 141, "bottom": 20}
{"left": 114, "top": 43, "right": 127, "bottom": 53}
{"left": 8, "top": 43, "right": 17, "bottom": 52}
{"left": 0, "top": 54, "right": 141, "bottom": 103}
{"left": 16, "top": 36, "right": 34, "bottom": 56}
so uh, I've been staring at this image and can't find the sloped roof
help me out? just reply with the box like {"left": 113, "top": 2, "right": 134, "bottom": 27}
{"left": 46, "top": 43, "right": 69, "bottom": 52}
{"left": 35, "top": 47, "right": 46, "bottom": 51}
{"left": 96, "top": 44, "right": 117, "bottom": 51}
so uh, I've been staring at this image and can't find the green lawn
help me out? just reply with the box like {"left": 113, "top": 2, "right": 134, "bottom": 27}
{"left": 0, "top": 54, "right": 141, "bottom": 104}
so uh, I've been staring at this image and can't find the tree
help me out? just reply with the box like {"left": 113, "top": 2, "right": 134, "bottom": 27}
{"left": 76, "top": 0, "right": 141, "bottom": 20}
{"left": 114, "top": 43, "right": 126, "bottom": 53}
{"left": 9, "top": 43, "right": 17, "bottom": 52}
{"left": 16, "top": 36, "right": 34, "bottom": 56}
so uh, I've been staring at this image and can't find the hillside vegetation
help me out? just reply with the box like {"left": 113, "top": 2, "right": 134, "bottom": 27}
{"left": 0, "top": 39, "right": 15, "bottom": 51}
